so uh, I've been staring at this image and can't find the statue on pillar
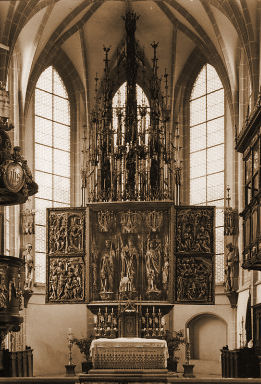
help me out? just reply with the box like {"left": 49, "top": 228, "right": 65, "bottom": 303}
{"left": 224, "top": 242, "right": 239, "bottom": 292}
{"left": 22, "top": 243, "right": 34, "bottom": 291}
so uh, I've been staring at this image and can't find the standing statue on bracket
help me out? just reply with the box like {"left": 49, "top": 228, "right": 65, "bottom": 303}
{"left": 100, "top": 240, "right": 115, "bottom": 295}
{"left": 224, "top": 242, "right": 239, "bottom": 292}
{"left": 22, "top": 243, "right": 34, "bottom": 291}
{"left": 119, "top": 237, "right": 138, "bottom": 295}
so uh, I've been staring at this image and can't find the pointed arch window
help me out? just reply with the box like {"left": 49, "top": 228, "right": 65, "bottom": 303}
{"left": 189, "top": 64, "right": 224, "bottom": 283}
{"left": 34, "top": 66, "right": 71, "bottom": 283}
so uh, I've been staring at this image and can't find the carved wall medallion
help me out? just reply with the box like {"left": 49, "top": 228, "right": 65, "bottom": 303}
{"left": 2, "top": 161, "right": 24, "bottom": 193}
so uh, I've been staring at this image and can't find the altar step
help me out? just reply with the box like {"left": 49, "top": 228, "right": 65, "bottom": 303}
{"left": 188, "top": 359, "right": 221, "bottom": 376}
{"left": 0, "top": 375, "right": 261, "bottom": 383}
{"left": 88, "top": 368, "right": 169, "bottom": 375}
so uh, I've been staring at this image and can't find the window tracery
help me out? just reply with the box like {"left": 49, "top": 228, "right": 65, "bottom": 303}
{"left": 189, "top": 64, "right": 225, "bottom": 283}
{"left": 34, "top": 66, "right": 71, "bottom": 283}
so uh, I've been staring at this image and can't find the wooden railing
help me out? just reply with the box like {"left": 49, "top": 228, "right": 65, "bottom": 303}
{"left": 220, "top": 347, "right": 259, "bottom": 378}
{"left": 1, "top": 349, "right": 33, "bottom": 377}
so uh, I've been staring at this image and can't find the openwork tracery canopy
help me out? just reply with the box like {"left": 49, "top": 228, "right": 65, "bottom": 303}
{"left": 81, "top": 10, "right": 181, "bottom": 204}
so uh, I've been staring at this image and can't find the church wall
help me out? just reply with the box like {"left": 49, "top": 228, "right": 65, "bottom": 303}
{"left": 25, "top": 293, "right": 87, "bottom": 376}
{"left": 172, "top": 294, "right": 234, "bottom": 357}
{"left": 190, "top": 315, "right": 226, "bottom": 360}
{"left": 256, "top": 281, "right": 261, "bottom": 302}
{"left": 236, "top": 287, "right": 251, "bottom": 347}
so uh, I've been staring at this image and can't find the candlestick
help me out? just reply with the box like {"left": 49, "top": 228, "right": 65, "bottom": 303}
{"left": 68, "top": 328, "right": 73, "bottom": 341}
{"left": 67, "top": 329, "right": 74, "bottom": 365}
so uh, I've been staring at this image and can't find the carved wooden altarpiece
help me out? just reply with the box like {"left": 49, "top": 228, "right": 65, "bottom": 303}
{"left": 88, "top": 201, "right": 172, "bottom": 304}
{"left": 174, "top": 206, "right": 215, "bottom": 304}
{"left": 46, "top": 208, "right": 86, "bottom": 303}
{"left": 46, "top": 203, "right": 215, "bottom": 308}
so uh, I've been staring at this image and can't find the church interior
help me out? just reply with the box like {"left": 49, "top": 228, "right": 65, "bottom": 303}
{"left": 0, "top": 0, "right": 260, "bottom": 381}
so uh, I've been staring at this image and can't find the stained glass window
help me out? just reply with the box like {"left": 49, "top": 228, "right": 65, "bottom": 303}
{"left": 190, "top": 64, "right": 225, "bottom": 283}
{"left": 34, "top": 66, "right": 70, "bottom": 283}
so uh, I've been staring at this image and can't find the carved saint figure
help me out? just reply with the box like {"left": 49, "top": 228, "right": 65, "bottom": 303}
{"left": 145, "top": 236, "right": 162, "bottom": 292}
{"left": 100, "top": 240, "right": 115, "bottom": 293}
{"left": 162, "top": 255, "right": 169, "bottom": 292}
{"left": 0, "top": 274, "right": 8, "bottom": 309}
{"left": 22, "top": 243, "right": 34, "bottom": 290}
{"left": 91, "top": 243, "right": 99, "bottom": 295}
{"left": 225, "top": 242, "right": 239, "bottom": 292}
{"left": 68, "top": 216, "right": 82, "bottom": 251}
{"left": 119, "top": 237, "right": 138, "bottom": 293}
{"left": 195, "top": 225, "right": 211, "bottom": 252}
{"left": 50, "top": 268, "right": 58, "bottom": 300}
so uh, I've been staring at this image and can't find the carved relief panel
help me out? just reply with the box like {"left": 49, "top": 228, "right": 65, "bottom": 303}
{"left": 174, "top": 206, "right": 215, "bottom": 304}
{"left": 45, "top": 204, "right": 215, "bottom": 305}
{"left": 46, "top": 208, "right": 86, "bottom": 303}
{"left": 88, "top": 202, "right": 172, "bottom": 303}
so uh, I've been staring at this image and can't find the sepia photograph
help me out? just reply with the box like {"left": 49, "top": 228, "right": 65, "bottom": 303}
{"left": 0, "top": 0, "right": 259, "bottom": 382}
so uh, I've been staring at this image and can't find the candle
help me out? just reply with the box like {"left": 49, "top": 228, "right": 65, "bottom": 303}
{"left": 187, "top": 327, "right": 190, "bottom": 342}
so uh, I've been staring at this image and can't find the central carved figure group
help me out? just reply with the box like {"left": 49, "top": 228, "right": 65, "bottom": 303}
{"left": 99, "top": 235, "right": 169, "bottom": 297}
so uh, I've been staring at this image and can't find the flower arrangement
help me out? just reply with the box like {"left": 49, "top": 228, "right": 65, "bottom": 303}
{"left": 72, "top": 335, "right": 95, "bottom": 362}
{"left": 165, "top": 329, "right": 186, "bottom": 360}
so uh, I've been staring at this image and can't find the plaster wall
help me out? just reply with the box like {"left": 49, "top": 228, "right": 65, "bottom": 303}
{"left": 236, "top": 288, "right": 250, "bottom": 347}
{"left": 191, "top": 315, "right": 226, "bottom": 360}
{"left": 255, "top": 281, "right": 261, "bottom": 303}
{"left": 25, "top": 293, "right": 88, "bottom": 376}
{"left": 171, "top": 297, "right": 233, "bottom": 375}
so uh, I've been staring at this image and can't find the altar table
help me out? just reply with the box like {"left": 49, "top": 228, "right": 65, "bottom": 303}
{"left": 90, "top": 337, "right": 169, "bottom": 370}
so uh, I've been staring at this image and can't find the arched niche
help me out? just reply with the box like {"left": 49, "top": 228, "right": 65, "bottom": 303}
{"left": 187, "top": 313, "right": 227, "bottom": 361}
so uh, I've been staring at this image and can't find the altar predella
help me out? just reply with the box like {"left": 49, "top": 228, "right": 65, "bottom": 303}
{"left": 45, "top": 9, "right": 215, "bottom": 338}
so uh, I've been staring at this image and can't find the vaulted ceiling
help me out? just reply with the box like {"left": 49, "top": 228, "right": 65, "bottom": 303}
{"left": 0, "top": 0, "right": 259, "bottom": 118}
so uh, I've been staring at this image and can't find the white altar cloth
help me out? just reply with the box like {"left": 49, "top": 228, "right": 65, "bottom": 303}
{"left": 90, "top": 338, "right": 169, "bottom": 370}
